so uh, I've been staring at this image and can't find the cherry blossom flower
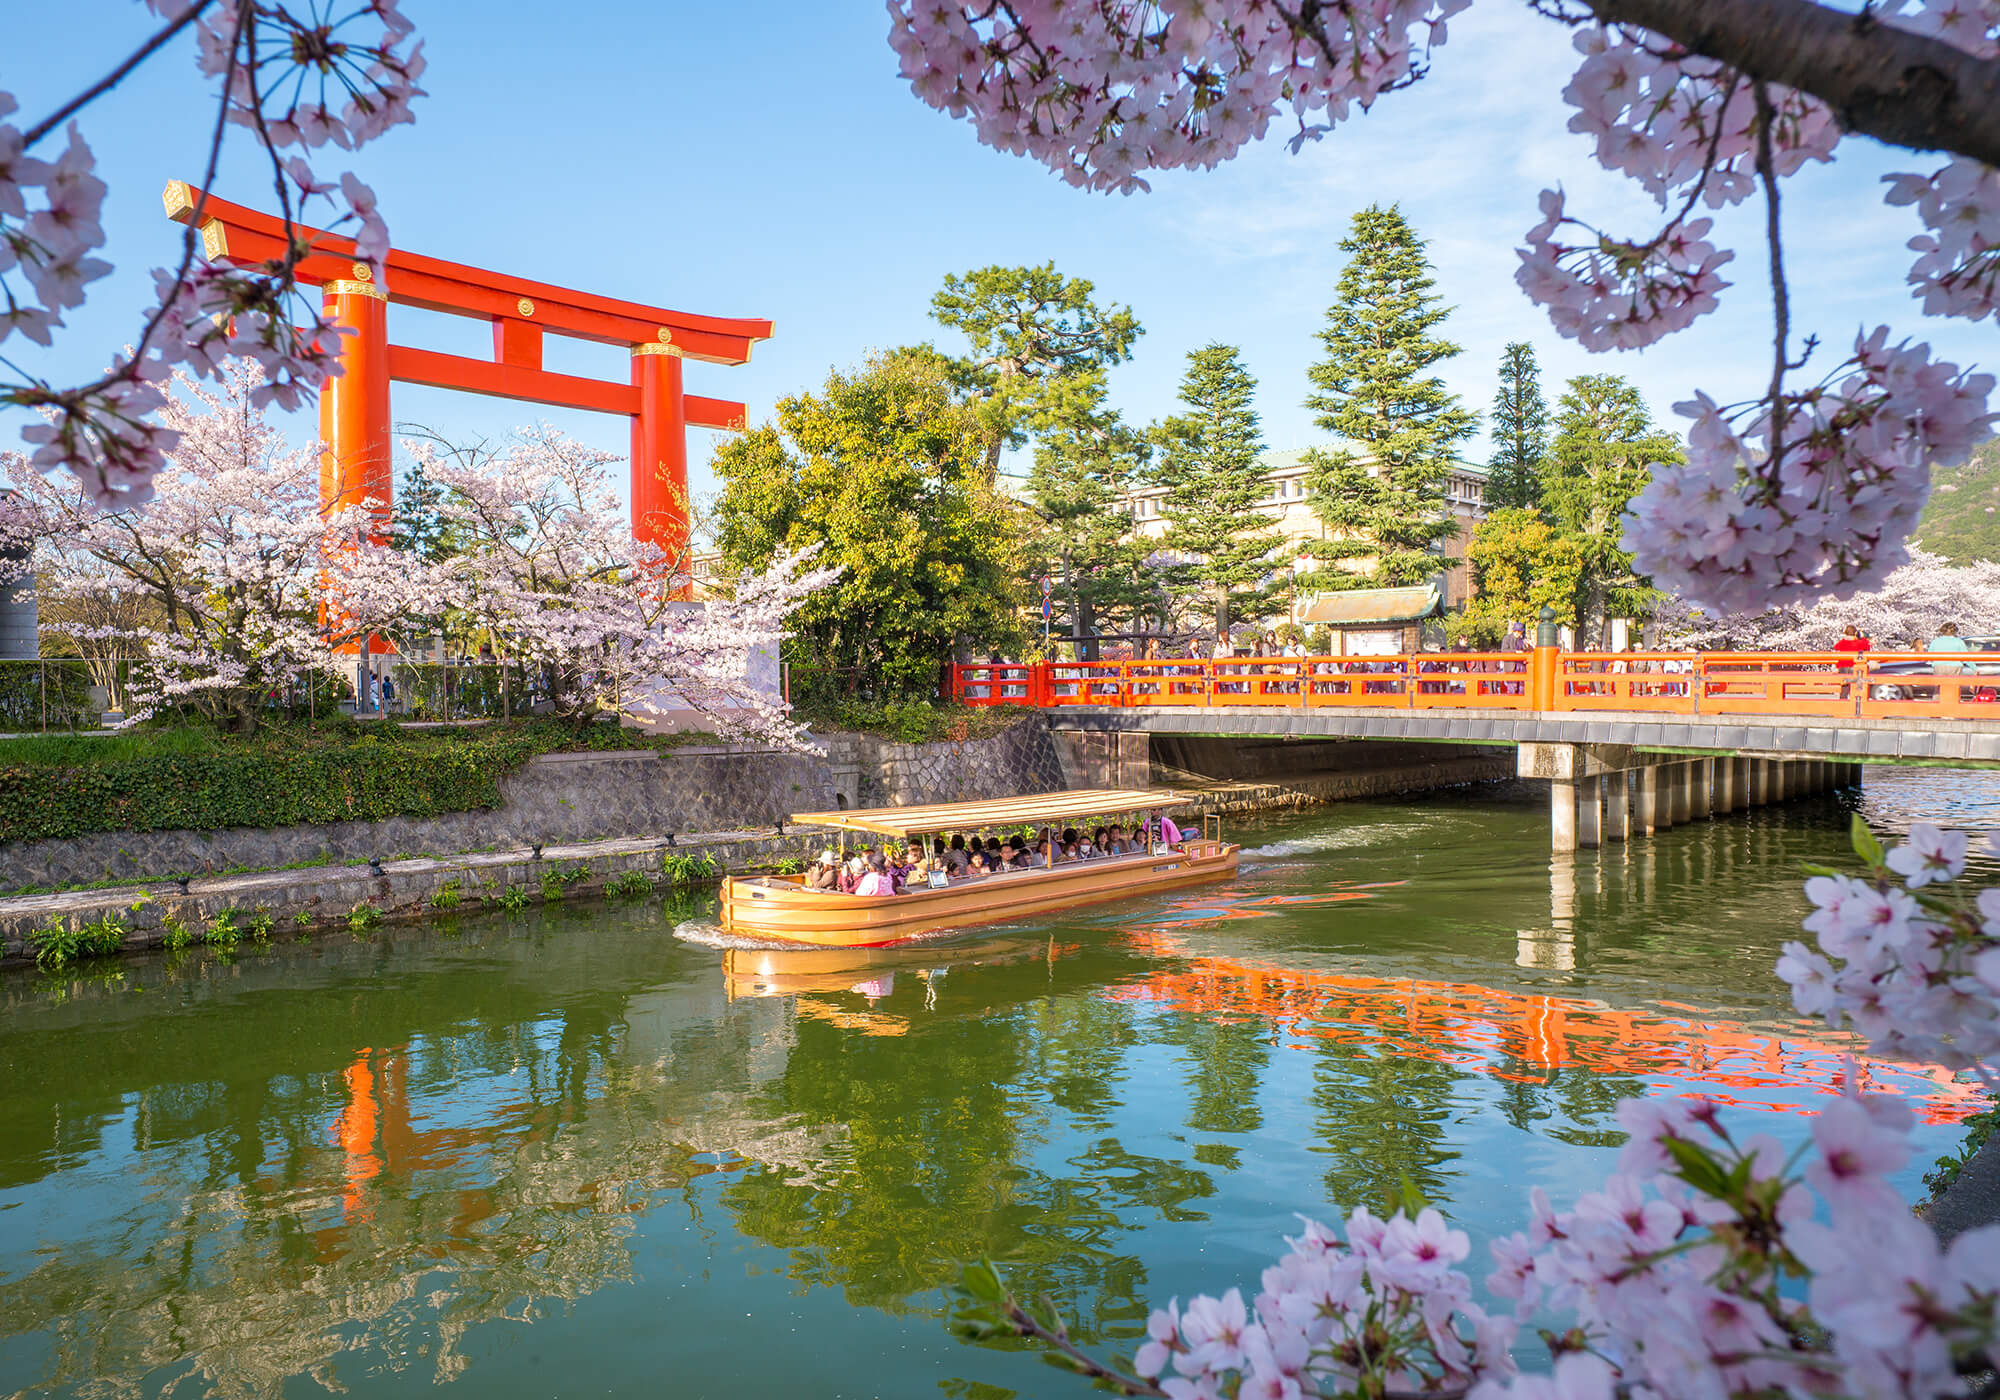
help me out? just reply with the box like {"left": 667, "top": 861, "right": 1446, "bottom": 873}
{"left": 1887, "top": 823, "right": 1971, "bottom": 886}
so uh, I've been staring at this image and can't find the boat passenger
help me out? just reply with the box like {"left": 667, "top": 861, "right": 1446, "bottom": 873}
{"left": 965, "top": 851, "right": 989, "bottom": 878}
{"left": 838, "top": 855, "right": 866, "bottom": 893}
{"left": 1057, "top": 839, "right": 1080, "bottom": 864}
{"left": 1032, "top": 837, "right": 1054, "bottom": 867}
{"left": 1062, "top": 826, "right": 1080, "bottom": 850}
{"left": 1146, "top": 808, "right": 1183, "bottom": 849}
{"left": 945, "top": 834, "right": 970, "bottom": 875}
{"left": 1091, "top": 826, "right": 1112, "bottom": 857}
{"left": 1005, "top": 839, "right": 1034, "bottom": 871}
{"left": 808, "top": 849, "right": 841, "bottom": 891}
{"left": 855, "top": 853, "right": 897, "bottom": 897}
{"left": 1108, "top": 825, "right": 1133, "bottom": 854}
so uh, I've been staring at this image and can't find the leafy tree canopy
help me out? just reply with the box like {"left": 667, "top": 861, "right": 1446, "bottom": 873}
{"left": 711, "top": 348, "right": 1021, "bottom": 697}
{"left": 929, "top": 263, "right": 1142, "bottom": 482}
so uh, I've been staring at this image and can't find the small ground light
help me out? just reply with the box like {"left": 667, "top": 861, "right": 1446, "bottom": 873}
{"left": 663, "top": 833, "right": 676, "bottom": 846}
{"left": 368, "top": 857, "right": 384, "bottom": 877}
{"left": 531, "top": 843, "right": 543, "bottom": 860}
{"left": 175, "top": 876, "right": 190, "bottom": 895}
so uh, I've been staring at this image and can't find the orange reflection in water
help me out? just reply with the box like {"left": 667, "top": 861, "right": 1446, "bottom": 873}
{"left": 1110, "top": 917, "right": 1985, "bottom": 1126}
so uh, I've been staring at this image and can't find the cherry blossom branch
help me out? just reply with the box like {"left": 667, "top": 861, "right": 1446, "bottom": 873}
{"left": 1586, "top": 0, "right": 2000, "bottom": 166}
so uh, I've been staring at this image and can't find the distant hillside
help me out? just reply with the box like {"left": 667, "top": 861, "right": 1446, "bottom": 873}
{"left": 1916, "top": 439, "right": 2000, "bottom": 565}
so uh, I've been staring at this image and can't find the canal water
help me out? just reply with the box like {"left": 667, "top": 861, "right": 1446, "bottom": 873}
{"left": 1, "top": 772, "right": 1994, "bottom": 1400}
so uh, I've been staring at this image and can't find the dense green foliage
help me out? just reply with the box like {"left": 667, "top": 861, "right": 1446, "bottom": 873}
{"left": 1915, "top": 439, "right": 2000, "bottom": 566}
{"left": 1452, "top": 507, "right": 1588, "bottom": 644}
{"left": 928, "top": 263, "right": 1142, "bottom": 482}
{"left": 1542, "top": 374, "right": 1681, "bottom": 643}
{"left": 0, "top": 719, "right": 707, "bottom": 845}
{"left": 1023, "top": 370, "right": 1157, "bottom": 659}
{"left": 711, "top": 349, "right": 1021, "bottom": 699}
{"left": 1301, "top": 206, "right": 1477, "bottom": 589}
{"left": 1154, "top": 344, "right": 1287, "bottom": 636}
{"left": 1486, "top": 342, "right": 1548, "bottom": 512}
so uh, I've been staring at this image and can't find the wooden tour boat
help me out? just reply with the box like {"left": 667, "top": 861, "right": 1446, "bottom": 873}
{"left": 718, "top": 787, "right": 1239, "bottom": 947}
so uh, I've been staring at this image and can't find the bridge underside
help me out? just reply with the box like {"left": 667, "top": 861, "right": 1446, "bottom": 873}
{"left": 1048, "top": 706, "right": 2000, "bottom": 767}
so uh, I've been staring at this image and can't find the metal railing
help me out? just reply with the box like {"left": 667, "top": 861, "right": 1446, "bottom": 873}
{"left": 949, "top": 650, "right": 2000, "bottom": 722}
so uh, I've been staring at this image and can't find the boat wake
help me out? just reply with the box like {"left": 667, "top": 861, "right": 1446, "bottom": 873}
{"left": 1239, "top": 822, "right": 1435, "bottom": 861}
{"left": 672, "top": 921, "right": 977, "bottom": 953}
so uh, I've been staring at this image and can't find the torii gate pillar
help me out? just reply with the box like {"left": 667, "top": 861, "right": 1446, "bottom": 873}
{"left": 630, "top": 342, "right": 688, "bottom": 562}
{"left": 319, "top": 277, "right": 393, "bottom": 539}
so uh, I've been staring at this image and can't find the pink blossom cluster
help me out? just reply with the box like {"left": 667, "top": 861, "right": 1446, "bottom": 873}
{"left": 1515, "top": 190, "right": 1732, "bottom": 352}
{"left": 1133, "top": 1081, "right": 2000, "bottom": 1400}
{"left": 1135, "top": 1205, "right": 1515, "bottom": 1400}
{"left": 1510, "top": 27, "right": 1835, "bottom": 352}
{"left": 1620, "top": 328, "right": 1996, "bottom": 613}
{"left": 885, "top": 0, "right": 1468, "bottom": 193}
{"left": 389, "top": 429, "right": 840, "bottom": 747}
{"left": 2, "top": 1, "right": 423, "bottom": 505}
{"left": 1658, "top": 547, "right": 2000, "bottom": 652}
{"left": 1886, "top": 158, "right": 2000, "bottom": 324}
{"left": 1480, "top": 1089, "right": 2000, "bottom": 1400}
{"left": 1778, "top": 823, "right": 2000, "bottom": 1080}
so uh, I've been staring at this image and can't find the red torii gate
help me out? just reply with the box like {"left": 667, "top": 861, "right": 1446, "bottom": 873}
{"left": 162, "top": 180, "right": 770, "bottom": 584}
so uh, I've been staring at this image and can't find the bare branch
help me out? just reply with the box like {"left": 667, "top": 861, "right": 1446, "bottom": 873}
{"left": 1585, "top": 0, "right": 2000, "bottom": 167}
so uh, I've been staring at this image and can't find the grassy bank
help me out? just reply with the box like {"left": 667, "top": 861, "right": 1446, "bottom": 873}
{"left": 0, "top": 718, "right": 714, "bottom": 846}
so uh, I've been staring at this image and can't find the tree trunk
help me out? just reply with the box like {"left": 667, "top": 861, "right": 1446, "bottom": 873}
{"left": 1588, "top": 0, "right": 2000, "bottom": 169}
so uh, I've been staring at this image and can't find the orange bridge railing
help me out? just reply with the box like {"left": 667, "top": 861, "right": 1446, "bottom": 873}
{"left": 948, "top": 650, "right": 2000, "bottom": 722}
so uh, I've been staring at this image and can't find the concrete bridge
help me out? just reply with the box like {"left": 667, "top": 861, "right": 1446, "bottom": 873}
{"left": 951, "top": 650, "right": 2000, "bottom": 850}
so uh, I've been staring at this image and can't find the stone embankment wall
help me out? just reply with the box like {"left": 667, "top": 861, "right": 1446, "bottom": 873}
{"left": 0, "top": 828, "right": 820, "bottom": 960}
{"left": 817, "top": 721, "right": 1068, "bottom": 809}
{"left": 0, "top": 745, "right": 835, "bottom": 892}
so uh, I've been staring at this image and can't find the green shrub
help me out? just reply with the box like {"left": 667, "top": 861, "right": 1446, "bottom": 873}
{"left": 662, "top": 851, "right": 719, "bottom": 886}
{"left": 161, "top": 912, "right": 193, "bottom": 951}
{"left": 247, "top": 908, "right": 275, "bottom": 944}
{"left": 205, "top": 909, "right": 240, "bottom": 949}
{"left": 605, "top": 870, "right": 653, "bottom": 898}
{"left": 430, "top": 879, "right": 463, "bottom": 910}
{"left": 346, "top": 902, "right": 382, "bottom": 933}
{"left": 1926, "top": 1101, "right": 2000, "bottom": 1199}
{"left": 497, "top": 884, "right": 530, "bottom": 911}
{"left": 27, "top": 913, "right": 126, "bottom": 970}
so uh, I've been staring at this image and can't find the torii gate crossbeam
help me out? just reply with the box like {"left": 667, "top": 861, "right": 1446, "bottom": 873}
{"left": 162, "top": 181, "right": 770, "bottom": 582}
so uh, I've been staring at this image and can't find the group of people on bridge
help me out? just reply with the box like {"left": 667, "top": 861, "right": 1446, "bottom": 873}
{"left": 804, "top": 811, "right": 1182, "bottom": 897}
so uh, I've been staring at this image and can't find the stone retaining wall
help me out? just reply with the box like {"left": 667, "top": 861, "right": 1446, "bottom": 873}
{"left": 817, "top": 718, "right": 1067, "bottom": 809}
{"left": 0, "top": 745, "right": 835, "bottom": 892}
{"left": 0, "top": 828, "right": 820, "bottom": 960}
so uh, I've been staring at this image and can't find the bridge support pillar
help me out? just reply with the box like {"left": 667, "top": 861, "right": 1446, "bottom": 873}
{"left": 1551, "top": 779, "right": 1579, "bottom": 853}
{"left": 1846, "top": 762, "right": 1865, "bottom": 789}
{"left": 1733, "top": 757, "right": 1751, "bottom": 810}
{"left": 1750, "top": 759, "right": 1770, "bottom": 806}
{"left": 1602, "top": 769, "right": 1630, "bottom": 842}
{"left": 1694, "top": 758, "right": 1715, "bottom": 819}
{"left": 1714, "top": 756, "right": 1738, "bottom": 813}
{"left": 1667, "top": 762, "right": 1692, "bottom": 826}
{"left": 1576, "top": 776, "right": 1603, "bottom": 849}
{"left": 1635, "top": 765, "right": 1662, "bottom": 835}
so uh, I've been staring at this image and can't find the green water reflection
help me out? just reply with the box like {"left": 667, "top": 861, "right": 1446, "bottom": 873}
{"left": 0, "top": 780, "right": 1989, "bottom": 1400}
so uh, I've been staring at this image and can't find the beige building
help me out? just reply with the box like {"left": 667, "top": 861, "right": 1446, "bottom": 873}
{"left": 1117, "top": 448, "right": 1490, "bottom": 626}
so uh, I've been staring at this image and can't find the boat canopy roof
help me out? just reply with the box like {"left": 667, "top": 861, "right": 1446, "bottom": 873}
{"left": 789, "top": 787, "right": 1183, "bottom": 838}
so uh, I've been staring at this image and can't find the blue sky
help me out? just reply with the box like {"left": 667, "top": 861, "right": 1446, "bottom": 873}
{"left": 8, "top": 1, "right": 1992, "bottom": 519}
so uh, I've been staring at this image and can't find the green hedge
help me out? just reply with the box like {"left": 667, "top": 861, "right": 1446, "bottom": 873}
{"left": 0, "top": 732, "right": 540, "bottom": 843}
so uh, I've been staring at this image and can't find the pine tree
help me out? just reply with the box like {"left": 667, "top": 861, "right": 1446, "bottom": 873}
{"left": 1300, "top": 205, "right": 1477, "bottom": 590}
{"left": 1024, "top": 372, "right": 1155, "bottom": 661}
{"left": 1486, "top": 341, "right": 1548, "bottom": 512}
{"left": 1153, "top": 343, "right": 1286, "bottom": 637}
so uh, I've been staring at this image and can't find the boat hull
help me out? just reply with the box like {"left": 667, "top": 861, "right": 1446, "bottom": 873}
{"left": 718, "top": 842, "right": 1240, "bottom": 947}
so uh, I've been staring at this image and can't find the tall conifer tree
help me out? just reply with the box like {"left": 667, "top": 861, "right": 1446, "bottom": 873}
{"left": 1300, "top": 205, "right": 1476, "bottom": 589}
{"left": 1486, "top": 341, "right": 1548, "bottom": 512}
{"left": 1024, "top": 373, "right": 1154, "bottom": 660}
{"left": 1153, "top": 344, "right": 1285, "bottom": 637}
